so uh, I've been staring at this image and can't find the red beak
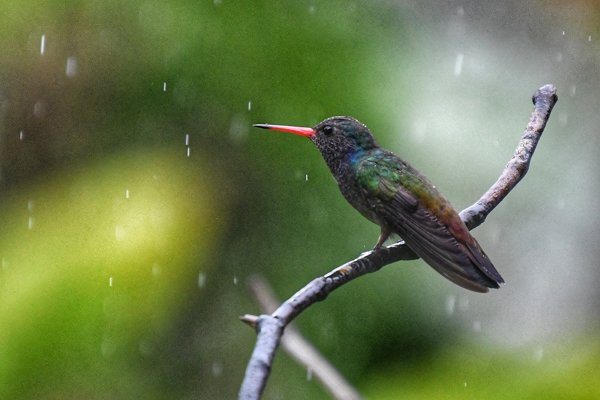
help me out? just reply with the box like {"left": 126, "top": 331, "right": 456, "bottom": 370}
{"left": 253, "top": 123, "right": 315, "bottom": 137}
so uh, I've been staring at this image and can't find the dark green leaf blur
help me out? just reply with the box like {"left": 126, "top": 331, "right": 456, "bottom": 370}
{"left": 1, "top": 1, "right": 599, "bottom": 399}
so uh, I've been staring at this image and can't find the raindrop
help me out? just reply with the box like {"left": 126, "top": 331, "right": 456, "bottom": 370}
{"left": 463, "top": 382, "right": 467, "bottom": 388}
{"left": 19, "top": 130, "right": 24, "bottom": 141}
{"left": 125, "top": 189, "right": 130, "bottom": 199}
{"left": 109, "top": 275, "right": 113, "bottom": 287}
{"left": 228, "top": 114, "right": 249, "bottom": 145}
{"left": 588, "top": 35, "right": 592, "bottom": 42}
{"left": 186, "top": 146, "right": 191, "bottom": 157}
{"left": 308, "top": 5, "right": 316, "bottom": 14}
{"left": 33, "top": 101, "right": 46, "bottom": 118}
{"left": 198, "top": 272, "right": 206, "bottom": 288}
{"left": 65, "top": 56, "right": 77, "bottom": 77}
{"left": 28, "top": 216, "right": 34, "bottom": 230}
{"left": 185, "top": 133, "right": 190, "bottom": 146}
{"left": 233, "top": 275, "right": 238, "bottom": 285}
{"left": 305, "top": 174, "right": 309, "bottom": 181}
{"left": 27, "top": 199, "right": 34, "bottom": 212}
{"left": 115, "top": 225, "right": 125, "bottom": 241}
{"left": 570, "top": 85, "right": 576, "bottom": 96}
{"left": 453, "top": 53, "right": 464, "bottom": 76}
{"left": 562, "top": 30, "right": 565, "bottom": 36}
{"left": 213, "top": 0, "right": 222, "bottom": 6}
{"left": 411, "top": 120, "right": 427, "bottom": 143}
{"left": 306, "top": 367, "right": 313, "bottom": 381}
{"left": 163, "top": 81, "right": 167, "bottom": 92}
{"left": 212, "top": 360, "right": 223, "bottom": 377}
{"left": 247, "top": 101, "right": 252, "bottom": 111}
{"left": 445, "top": 294, "right": 456, "bottom": 316}
{"left": 40, "top": 34, "right": 46, "bottom": 55}
{"left": 473, "top": 320, "right": 481, "bottom": 332}
{"left": 152, "top": 263, "right": 161, "bottom": 277}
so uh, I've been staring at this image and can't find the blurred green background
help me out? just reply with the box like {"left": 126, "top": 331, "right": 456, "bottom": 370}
{"left": 1, "top": 1, "right": 599, "bottom": 399}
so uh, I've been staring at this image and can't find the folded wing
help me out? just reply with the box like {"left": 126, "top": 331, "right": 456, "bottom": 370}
{"left": 356, "top": 154, "right": 504, "bottom": 292}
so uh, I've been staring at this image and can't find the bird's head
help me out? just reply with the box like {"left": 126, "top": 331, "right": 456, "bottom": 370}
{"left": 254, "top": 116, "right": 377, "bottom": 159}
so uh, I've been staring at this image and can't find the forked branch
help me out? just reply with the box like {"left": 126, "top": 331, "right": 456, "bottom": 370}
{"left": 239, "top": 85, "right": 558, "bottom": 400}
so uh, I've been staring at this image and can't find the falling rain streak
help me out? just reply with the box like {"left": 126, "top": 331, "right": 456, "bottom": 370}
{"left": 212, "top": 361, "right": 223, "bottom": 377}
{"left": 454, "top": 53, "right": 464, "bottom": 76}
{"left": 27, "top": 199, "right": 34, "bottom": 230}
{"left": 33, "top": 101, "right": 46, "bottom": 118}
{"left": 163, "top": 81, "right": 167, "bottom": 92}
{"left": 115, "top": 225, "right": 125, "bottom": 241}
{"left": 40, "top": 34, "right": 45, "bottom": 55}
{"left": 65, "top": 57, "right": 77, "bottom": 77}
{"left": 185, "top": 134, "right": 191, "bottom": 157}
{"left": 198, "top": 272, "right": 206, "bottom": 288}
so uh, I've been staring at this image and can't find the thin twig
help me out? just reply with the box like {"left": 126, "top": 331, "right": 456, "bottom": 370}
{"left": 247, "top": 275, "right": 363, "bottom": 400}
{"left": 459, "top": 85, "right": 558, "bottom": 229}
{"left": 239, "top": 85, "right": 557, "bottom": 400}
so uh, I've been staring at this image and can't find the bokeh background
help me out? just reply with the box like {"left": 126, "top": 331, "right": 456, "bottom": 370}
{"left": 1, "top": 1, "right": 599, "bottom": 399}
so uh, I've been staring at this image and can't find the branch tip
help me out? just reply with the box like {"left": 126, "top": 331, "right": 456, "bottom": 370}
{"left": 533, "top": 84, "right": 558, "bottom": 105}
{"left": 240, "top": 314, "right": 259, "bottom": 328}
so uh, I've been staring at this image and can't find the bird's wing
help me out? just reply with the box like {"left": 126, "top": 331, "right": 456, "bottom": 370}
{"left": 356, "top": 154, "right": 503, "bottom": 292}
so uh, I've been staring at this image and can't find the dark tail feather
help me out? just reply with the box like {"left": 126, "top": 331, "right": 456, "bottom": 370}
{"left": 465, "top": 240, "right": 505, "bottom": 284}
{"left": 416, "top": 248, "right": 501, "bottom": 293}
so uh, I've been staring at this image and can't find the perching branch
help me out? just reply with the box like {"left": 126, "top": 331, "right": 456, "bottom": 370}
{"left": 239, "top": 85, "right": 558, "bottom": 400}
{"left": 246, "top": 275, "right": 363, "bottom": 400}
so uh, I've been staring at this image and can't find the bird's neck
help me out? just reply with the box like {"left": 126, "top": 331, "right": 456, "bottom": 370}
{"left": 323, "top": 147, "right": 371, "bottom": 181}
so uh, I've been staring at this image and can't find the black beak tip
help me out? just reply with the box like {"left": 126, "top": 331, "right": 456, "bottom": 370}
{"left": 253, "top": 124, "right": 270, "bottom": 130}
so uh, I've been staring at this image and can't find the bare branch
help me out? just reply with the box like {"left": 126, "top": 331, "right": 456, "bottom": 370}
{"left": 239, "top": 85, "right": 558, "bottom": 400}
{"left": 460, "top": 84, "right": 558, "bottom": 229}
{"left": 246, "top": 275, "right": 363, "bottom": 400}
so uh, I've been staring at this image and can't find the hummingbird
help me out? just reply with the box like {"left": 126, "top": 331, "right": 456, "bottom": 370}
{"left": 253, "top": 116, "right": 504, "bottom": 293}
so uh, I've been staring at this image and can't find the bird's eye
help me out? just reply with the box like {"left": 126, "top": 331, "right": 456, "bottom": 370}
{"left": 323, "top": 125, "right": 333, "bottom": 135}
